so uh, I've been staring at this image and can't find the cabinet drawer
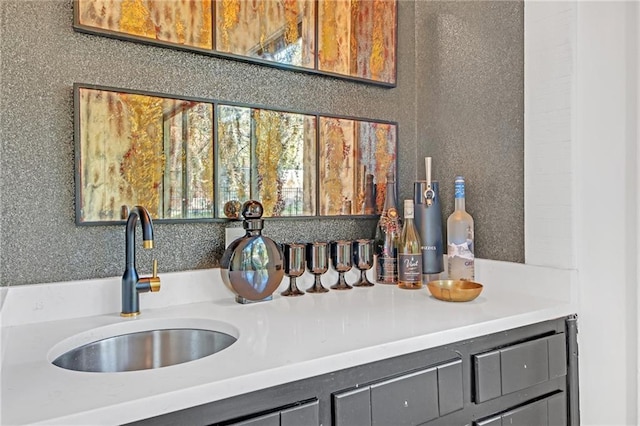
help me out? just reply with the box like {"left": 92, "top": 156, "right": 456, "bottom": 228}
{"left": 231, "top": 411, "right": 280, "bottom": 426}
{"left": 473, "top": 333, "right": 567, "bottom": 403}
{"left": 333, "top": 387, "right": 371, "bottom": 426}
{"left": 230, "top": 400, "right": 319, "bottom": 426}
{"left": 370, "top": 367, "right": 439, "bottom": 426}
{"left": 280, "top": 400, "right": 319, "bottom": 426}
{"left": 474, "top": 392, "right": 566, "bottom": 426}
{"left": 333, "top": 361, "right": 463, "bottom": 426}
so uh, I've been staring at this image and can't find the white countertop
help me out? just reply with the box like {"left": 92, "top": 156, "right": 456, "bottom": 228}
{"left": 0, "top": 260, "right": 577, "bottom": 425}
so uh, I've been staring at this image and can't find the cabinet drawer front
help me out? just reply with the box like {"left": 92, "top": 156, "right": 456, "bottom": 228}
{"left": 437, "top": 359, "right": 464, "bottom": 415}
{"left": 280, "top": 400, "right": 319, "bottom": 426}
{"left": 370, "top": 367, "right": 439, "bottom": 426}
{"left": 502, "top": 399, "right": 548, "bottom": 425}
{"left": 230, "top": 411, "right": 280, "bottom": 426}
{"left": 475, "top": 392, "right": 566, "bottom": 426}
{"left": 501, "top": 338, "right": 549, "bottom": 395}
{"left": 474, "top": 350, "right": 502, "bottom": 403}
{"left": 333, "top": 387, "right": 372, "bottom": 426}
{"left": 473, "top": 333, "right": 567, "bottom": 403}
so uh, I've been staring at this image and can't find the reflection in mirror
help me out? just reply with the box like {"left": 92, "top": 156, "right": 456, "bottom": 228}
{"left": 217, "top": 105, "right": 317, "bottom": 218}
{"left": 319, "top": 117, "right": 396, "bottom": 216}
{"left": 317, "top": 0, "right": 396, "bottom": 84}
{"left": 76, "top": 0, "right": 213, "bottom": 49}
{"left": 74, "top": 0, "right": 396, "bottom": 86}
{"left": 75, "top": 84, "right": 396, "bottom": 224}
{"left": 76, "top": 86, "right": 214, "bottom": 223}
{"left": 215, "top": 0, "right": 316, "bottom": 68}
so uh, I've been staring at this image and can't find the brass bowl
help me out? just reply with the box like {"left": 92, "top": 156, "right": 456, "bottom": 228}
{"left": 427, "top": 280, "right": 483, "bottom": 302}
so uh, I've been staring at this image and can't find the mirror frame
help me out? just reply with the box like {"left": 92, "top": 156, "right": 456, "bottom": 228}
{"left": 72, "top": 0, "right": 397, "bottom": 88}
{"left": 74, "top": 83, "right": 398, "bottom": 225}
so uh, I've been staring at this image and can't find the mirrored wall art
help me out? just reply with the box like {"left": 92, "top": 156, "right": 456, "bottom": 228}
{"left": 76, "top": 86, "right": 214, "bottom": 222}
{"left": 317, "top": 0, "right": 396, "bottom": 85}
{"left": 74, "top": 84, "right": 397, "bottom": 224}
{"left": 74, "top": 0, "right": 396, "bottom": 87}
{"left": 217, "top": 106, "right": 317, "bottom": 218}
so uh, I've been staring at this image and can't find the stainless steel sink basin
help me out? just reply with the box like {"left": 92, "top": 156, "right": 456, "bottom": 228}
{"left": 52, "top": 328, "right": 236, "bottom": 373}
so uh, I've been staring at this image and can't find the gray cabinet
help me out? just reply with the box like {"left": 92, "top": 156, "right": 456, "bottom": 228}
{"left": 473, "top": 333, "right": 568, "bottom": 403}
{"left": 475, "top": 392, "right": 567, "bottom": 426}
{"left": 229, "top": 400, "right": 319, "bottom": 426}
{"left": 333, "top": 359, "right": 463, "bottom": 426}
{"left": 128, "top": 316, "right": 578, "bottom": 426}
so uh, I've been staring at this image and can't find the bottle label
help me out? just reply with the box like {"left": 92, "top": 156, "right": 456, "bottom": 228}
{"left": 447, "top": 242, "right": 474, "bottom": 280}
{"left": 377, "top": 255, "right": 397, "bottom": 283}
{"left": 398, "top": 254, "right": 422, "bottom": 283}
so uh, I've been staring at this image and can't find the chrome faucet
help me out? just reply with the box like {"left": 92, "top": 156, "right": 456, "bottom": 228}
{"left": 121, "top": 206, "right": 160, "bottom": 317}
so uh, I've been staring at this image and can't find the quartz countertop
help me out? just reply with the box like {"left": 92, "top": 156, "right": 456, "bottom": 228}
{"left": 1, "top": 260, "right": 577, "bottom": 425}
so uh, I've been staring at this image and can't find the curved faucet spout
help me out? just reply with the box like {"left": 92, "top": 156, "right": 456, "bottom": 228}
{"left": 125, "top": 206, "right": 154, "bottom": 269}
{"left": 122, "top": 206, "right": 160, "bottom": 317}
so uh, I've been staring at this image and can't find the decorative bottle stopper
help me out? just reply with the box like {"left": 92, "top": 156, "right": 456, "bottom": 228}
{"left": 220, "top": 200, "right": 284, "bottom": 304}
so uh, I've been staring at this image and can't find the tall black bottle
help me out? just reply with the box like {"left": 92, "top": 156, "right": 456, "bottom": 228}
{"left": 414, "top": 158, "right": 444, "bottom": 283}
{"left": 375, "top": 172, "right": 401, "bottom": 284}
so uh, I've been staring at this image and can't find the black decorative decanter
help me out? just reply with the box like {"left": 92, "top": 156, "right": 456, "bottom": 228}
{"left": 220, "top": 200, "right": 284, "bottom": 304}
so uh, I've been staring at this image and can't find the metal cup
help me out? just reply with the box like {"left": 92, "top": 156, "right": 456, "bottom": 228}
{"left": 305, "top": 242, "right": 330, "bottom": 293}
{"left": 281, "top": 243, "right": 306, "bottom": 297}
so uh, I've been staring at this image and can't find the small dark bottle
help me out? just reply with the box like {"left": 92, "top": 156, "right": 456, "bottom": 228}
{"left": 374, "top": 172, "right": 401, "bottom": 284}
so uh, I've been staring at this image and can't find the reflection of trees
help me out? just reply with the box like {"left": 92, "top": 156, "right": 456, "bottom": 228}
{"left": 218, "top": 106, "right": 251, "bottom": 209}
{"left": 255, "top": 109, "right": 304, "bottom": 216}
{"left": 165, "top": 101, "right": 214, "bottom": 218}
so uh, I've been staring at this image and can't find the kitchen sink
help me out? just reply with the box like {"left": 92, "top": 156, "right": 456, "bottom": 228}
{"left": 51, "top": 320, "right": 237, "bottom": 373}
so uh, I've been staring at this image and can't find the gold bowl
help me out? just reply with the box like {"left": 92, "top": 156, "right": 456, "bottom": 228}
{"left": 426, "top": 280, "right": 483, "bottom": 302}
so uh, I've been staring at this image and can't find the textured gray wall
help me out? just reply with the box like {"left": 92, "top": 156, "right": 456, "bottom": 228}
{"left": 416, "top": 1, "right": 524, "bottom": 263}
{"left": 0, "top": 0, "right": 522, "bottom": 286}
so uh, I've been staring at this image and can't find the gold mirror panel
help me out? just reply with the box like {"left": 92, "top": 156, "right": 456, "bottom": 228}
{"left": 317, "top": 0, "right": 397, "bottom": 85}
{"left": 215, "top": 0, "right": 316, "bottom": 68}
{"left": 76, "top": 0, "right": 213, "bottom": 49}
{"left": 74, "top": 0, "right": 396, "bottom": 86}
{"left": 77, "top": 87, "right": 214, "bottom": 222}
{"left": 216, "top": 106, "right": 317, "bottom": 218}
{"left": 74, "top": 84, "right": 397, "bottom": 224}
{"left": 318, "top": 117, "right": 396, "bottom": 215}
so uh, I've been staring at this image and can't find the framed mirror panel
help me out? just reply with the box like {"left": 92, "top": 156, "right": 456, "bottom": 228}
{"left": 74, "top": 83, "right": 397, "bottom": 224}
{"left": 76, "top": 86, "right": 214, "bottom": 223}
{"left": 74, "top": 0, "right": 396, "bottom": 87}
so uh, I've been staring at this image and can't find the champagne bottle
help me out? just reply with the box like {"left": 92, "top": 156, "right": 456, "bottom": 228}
{"left": 447, "top": 176, "right": 475, "bottom": 280}
{"left": 375, "top": 172, "right": 401, "bottom": 284}
{"left": 398, "top": 199, "right": 423, "bottom": 289}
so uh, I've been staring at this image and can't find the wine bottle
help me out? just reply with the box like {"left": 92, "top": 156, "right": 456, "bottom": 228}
{"left": 398, "top": 199, "right": 423, "bottom": 289}
{"left": 375, "top": 172, "right": 401, "bottom": 284}
{"left": 447, "top": 176, "right": 475, "bottom": 280}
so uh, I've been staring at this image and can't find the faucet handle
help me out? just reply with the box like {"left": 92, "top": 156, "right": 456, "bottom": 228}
{"left": 149, "top": 259, "right": 161, "bottom": 292}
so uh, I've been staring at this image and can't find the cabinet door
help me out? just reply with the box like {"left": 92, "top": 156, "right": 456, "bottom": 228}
{"left": 502, "top": 399, "right": 548, "bottom": 425}
{"left": 280, "top": 400, "right": 319, "bottom": 426}
{"left": 474, "top": 393, "right": 566, "bottom": 426}
{"left": 333, "top": 387, "right": 372, "bottom": 426}
{"left": 370, "top": 367, "right": 439, "bottom": 426}
{"left": 230, "top": 411, "right": 280, "bottom": 426}
{"left": 437, "top": 359, "right": 464, "bottom": 415}
{"left": 473, "top": 333, "right": 567, "bottom": 403}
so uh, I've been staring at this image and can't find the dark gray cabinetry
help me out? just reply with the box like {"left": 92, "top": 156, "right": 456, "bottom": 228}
{"left": 475, "top": 392, "right": 567, "bottom": 426}
{"left": 128, "top": 316, "right": 578, "bottom": 426}
{"left": 228, "top": 400, "right": 319, "bottom": 426}
{"left": 333, "top": 360, "right": 463, "bottom": 426}
{"left": 473, "top": 333, "right": 568, "bottom": 403}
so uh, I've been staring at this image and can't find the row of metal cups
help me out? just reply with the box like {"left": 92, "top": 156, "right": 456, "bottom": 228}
{"left": 280, "top": 239, "right": 374, "bottom": 296}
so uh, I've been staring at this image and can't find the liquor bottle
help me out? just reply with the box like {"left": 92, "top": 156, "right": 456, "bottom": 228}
{"left": 447, "top": 176, "right": 475, "bottom": 280}
{"left": 398, "top": 199, "right": 423, "bottom": 289}
{"left": 375, "top": 171, "right": 401, "bottom": 284}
